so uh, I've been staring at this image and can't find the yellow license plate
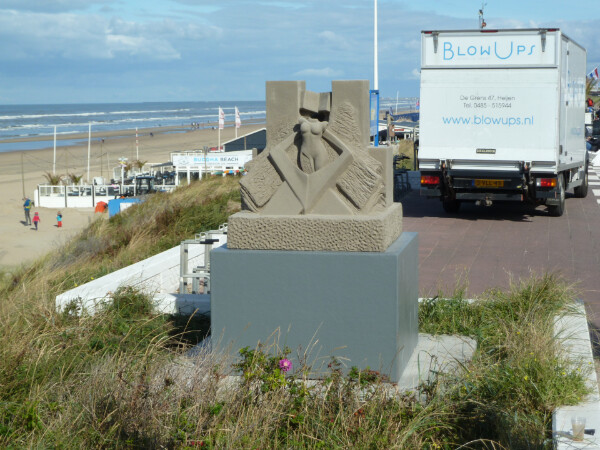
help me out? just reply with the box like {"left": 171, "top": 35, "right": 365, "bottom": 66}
{"left": 475, "top": 179, "right": 504, "bottom": 188}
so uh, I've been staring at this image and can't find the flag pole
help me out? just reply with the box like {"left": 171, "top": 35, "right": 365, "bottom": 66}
{"left": 218, "top": 106, "right": 225, "bottom": 151}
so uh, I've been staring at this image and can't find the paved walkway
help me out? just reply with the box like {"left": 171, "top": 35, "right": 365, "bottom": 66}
{"left": 402, "top": 165, "right": 600, "bottom": 329}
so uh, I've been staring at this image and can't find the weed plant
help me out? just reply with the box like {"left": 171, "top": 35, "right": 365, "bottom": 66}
{"left": 0, "top": 175, "right": 590, "bottom": 448}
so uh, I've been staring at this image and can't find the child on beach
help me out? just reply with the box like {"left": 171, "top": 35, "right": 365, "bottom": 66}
{"left": 57, "top": 211, "right": 63, "bottom": 228}
{"left": 32, "top": 212, "right": 41, "bottom": 231}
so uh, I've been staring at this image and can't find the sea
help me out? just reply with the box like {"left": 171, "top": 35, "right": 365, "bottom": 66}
{"left": 0, "top": 101, "right": 266, "bottom": 153}
{"left": 0, "top": 97, "right": 419, "bottom": 153}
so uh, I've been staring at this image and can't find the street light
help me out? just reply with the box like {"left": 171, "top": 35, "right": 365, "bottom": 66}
{"left": 371, "top": 0, "right": 380, "bottom": 147}
{"left": 203, "top": 146, "right": 209, "bottom": 179}
{"left": 118, "top": 157, "right": 128, "bottom": 196}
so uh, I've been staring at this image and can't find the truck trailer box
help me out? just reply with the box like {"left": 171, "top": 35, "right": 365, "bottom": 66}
{"left": 418, "top": 29, "right": 588, "bottom": 216}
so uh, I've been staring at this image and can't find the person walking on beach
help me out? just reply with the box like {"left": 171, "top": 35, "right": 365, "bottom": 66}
{"left": 23, "top": 197, "right": 32, "bottom": 225}
{"left": 32, "top": 212, "right": 41, "bottom": 230}
{"left": 56, "top": 211, "right": 63, "bottom": 228}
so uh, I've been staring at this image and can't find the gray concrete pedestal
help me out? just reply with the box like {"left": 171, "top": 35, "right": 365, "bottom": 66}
{"left": 210, "top": 232, "right": 418, "bottom": 382}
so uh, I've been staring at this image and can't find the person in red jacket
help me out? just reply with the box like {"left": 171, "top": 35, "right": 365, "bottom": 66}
{"left": 32, "top": 212, "right": 41, "bottom": 230}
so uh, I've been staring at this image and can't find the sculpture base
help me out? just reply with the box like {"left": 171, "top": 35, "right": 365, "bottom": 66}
{"left": 210, "top": 232, "right": 418, "bottom": 382}
{"left": 227, "top": 203, "right": 403, "bottom": 252}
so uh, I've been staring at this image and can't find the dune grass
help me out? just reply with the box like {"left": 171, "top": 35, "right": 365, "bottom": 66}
{"left": 0, "top": 176, "right": 591, "bottom": 448}
{"left": 395, "top": 139, "right": 416, "bottom": 170}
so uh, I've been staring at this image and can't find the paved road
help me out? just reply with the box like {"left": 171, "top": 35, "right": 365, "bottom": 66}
{"left": 401, "top": 166, "right": 600, "bottom": 329}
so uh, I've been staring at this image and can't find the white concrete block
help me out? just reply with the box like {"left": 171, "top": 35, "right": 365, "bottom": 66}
{"left": 554, "top": 302, "right": 600, "bottom": 448}
{"left": 56, "top": 233, "right": 227, "bottom": 314}
{"left": 397, "top": 334, "right": 477, "bottom": 391}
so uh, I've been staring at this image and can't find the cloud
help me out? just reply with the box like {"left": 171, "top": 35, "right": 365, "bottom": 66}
{"left": 318, "top": 31, "right": 354, "bottom": 52}
{"left": 0, "top": 0, "right": 114, "bottom": 13}
{"left": 0, "top": 11, "right": 221, "bottom": 61}
{"left": 294, "top": 68, "right": 344, "bottom": 78}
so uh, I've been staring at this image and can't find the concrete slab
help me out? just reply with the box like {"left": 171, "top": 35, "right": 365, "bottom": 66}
{"left": 397, "top": 333, "right": 476, "bottom": 390}
{"left": 554, "top": 301, "right": 600, "bottom": 448}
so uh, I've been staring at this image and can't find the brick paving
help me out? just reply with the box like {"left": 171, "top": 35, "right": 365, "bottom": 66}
{"left": 401, "top": 166, "right": 600, "bottom": 329}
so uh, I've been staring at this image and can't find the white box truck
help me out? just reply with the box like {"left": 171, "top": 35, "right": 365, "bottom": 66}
{"left": 418, "top": 29, "right": 588, "bottom": 216}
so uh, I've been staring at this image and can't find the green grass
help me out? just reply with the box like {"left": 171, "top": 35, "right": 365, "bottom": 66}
{"left": 0, "top": 176, "right": 591, "bottom": 448}
{"left": 419, "top": 274, "right": 588, "bottom": 447}
{"left": 395, "top": 139, "right": 416, "bottom": 170}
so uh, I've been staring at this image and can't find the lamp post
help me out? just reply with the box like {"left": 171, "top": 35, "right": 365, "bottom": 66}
{"left": 87, "top": 122, "right": 91, "bottom": 183}
{"left": 374, "top": 0, "right": 378, "bottom": 91}
{"left": 371, "top": 0, "right": 380, "bottom": 147}
{"left": 118, "top": 157, "right": 128, "bottom": 196}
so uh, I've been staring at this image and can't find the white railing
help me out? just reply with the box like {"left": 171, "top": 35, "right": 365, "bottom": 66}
{"left": 35, "top": 184, "right": 177, "bottom": 208}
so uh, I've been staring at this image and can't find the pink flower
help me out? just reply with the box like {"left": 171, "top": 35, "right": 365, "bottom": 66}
{"left": 279, "top": 358, "right": 292, "bottom": 372}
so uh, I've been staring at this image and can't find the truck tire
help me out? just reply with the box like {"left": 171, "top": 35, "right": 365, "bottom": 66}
{"left": 573, "top": 165, "right": 588, "bottom": 198}
{"left": 442, "top": 198, "right": 461, "bottom": 213}
{"left": 548, "top": 174, "right": 565, "bottom": 217}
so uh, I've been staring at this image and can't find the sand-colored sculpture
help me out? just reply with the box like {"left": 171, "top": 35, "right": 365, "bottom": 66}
{"left": 227, "top": 80, "right": 403, "bottom": 252}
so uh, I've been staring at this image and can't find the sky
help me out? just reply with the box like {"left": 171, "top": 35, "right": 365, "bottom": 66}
{"left": 0, "top": 0, "right": 599, "bottom": 105}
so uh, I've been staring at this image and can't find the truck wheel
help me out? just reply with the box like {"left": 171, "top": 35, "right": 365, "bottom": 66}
{"left": 442, "top": 198, "right": 461, "bottom": 213}
{"left": 573, "top": 166, "right": 588, "bottom": 198}
{"left": 548, "top": 174, "right": 565, "bottom": 217}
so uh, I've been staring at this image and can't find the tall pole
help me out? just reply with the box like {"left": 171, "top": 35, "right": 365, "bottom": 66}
{"left": 204, "top": 145, "right": 208, "bottom": 179}
{"left": 371, "top": 0, "right": 380, "bottom": 147}
{"left": 21, "top": 153, "right": 25, "bottom": 198}
{"left": 87, "top": 122, "right": 91, "bottom": 183}
{"left": 135, "top": 127, "right": 139, "bottom": 160}
{"left": 53, "top": 126, "right": 57, "bottom": 174}
{"left": 374, "top": 0, "right": 379, "bottom": 91}
{"left": 100, "top": 139, "right": 104, "bottom": 178}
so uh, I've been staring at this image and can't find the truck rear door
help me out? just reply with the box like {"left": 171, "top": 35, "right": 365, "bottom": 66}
{"left": 419, "top": 30, "right": 560, "bottom": 171}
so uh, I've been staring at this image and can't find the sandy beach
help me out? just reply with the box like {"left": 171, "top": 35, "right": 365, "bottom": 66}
{"left": 0, "top": 122, "right": 264, "bottom": 270}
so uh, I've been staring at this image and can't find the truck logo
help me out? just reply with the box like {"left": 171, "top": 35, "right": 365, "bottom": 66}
{"left": 476, "top": 148, "right": 496, "bottom": 154}
{"left": 443, "top": 41, "right": 536, "bottom": 61}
